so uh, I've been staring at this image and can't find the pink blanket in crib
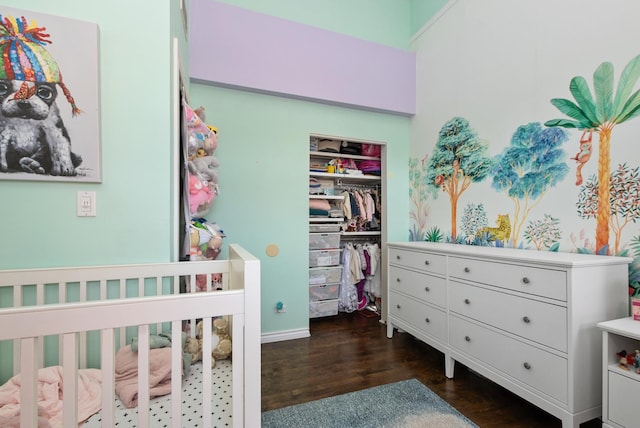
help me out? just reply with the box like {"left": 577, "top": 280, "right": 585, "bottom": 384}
{"left": 114, "top": 345, "right": 175, "bottom": 408}
{"left": 0, "top": 366, "right": 102, "bottom": 428}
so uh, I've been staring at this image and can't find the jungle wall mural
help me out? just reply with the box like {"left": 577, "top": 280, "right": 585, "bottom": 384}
{"left": 409, "top": 0, "right": 640, "bottom": 299}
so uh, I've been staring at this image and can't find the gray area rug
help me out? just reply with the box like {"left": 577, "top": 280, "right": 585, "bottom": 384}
{"left": 261, "top": 378, "right": 478, "bottom": 428}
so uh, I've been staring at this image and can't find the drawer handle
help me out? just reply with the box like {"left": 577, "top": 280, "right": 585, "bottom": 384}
{"left": 424, "top": 260, "right": 430, "bottom": 265}
{"left": 424, "top": 286, "right": 430, "bottom": 292}
{"left": 396, "top": 304, "right": 401, "bottom": 309}
{"left": 464, "top": 267, "right": 470, "bottom": 273}
{"left": 523, "top": 362, "right": 531, "bottom": 370}
{"left": 396, "top": 255, "right": 401, "bottom": 260}
{"left": 522, "top": 277, "right": 530, "bottom": 284}
{"left": 464, "top": 298, "right": 471, "bottom": 304}
{"left": 396, "top": 278, "right": 401, "bottom": 282}
{"left": 523, "top": 316, "right": 531, "bottom": 323}
{"left": 425, "top": 317, "right": 430, "bottom": 323}
{"left": 465, "top": 336, "right": 471, "bottom": 342}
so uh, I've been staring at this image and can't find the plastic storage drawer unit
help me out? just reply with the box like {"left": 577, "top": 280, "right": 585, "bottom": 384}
{"left": 309, "top": 283, "right": 340, "bottom": 301}
{"left": 309, "top": 249, "right": 341, "bottom": 267}
{"left": 309, "top": 299, "right": 339, "bottom": 318}
{"left": 309, "top": 233, "right": 341, "bottom": 250}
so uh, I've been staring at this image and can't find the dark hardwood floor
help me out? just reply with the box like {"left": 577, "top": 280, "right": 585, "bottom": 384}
{"left": 261, "top": 311, "right": 601, "bottom": 427}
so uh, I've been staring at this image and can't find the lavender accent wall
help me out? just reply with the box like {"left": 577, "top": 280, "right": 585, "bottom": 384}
{"left": 189, "top": 0, "right": 416, "bottom": 116}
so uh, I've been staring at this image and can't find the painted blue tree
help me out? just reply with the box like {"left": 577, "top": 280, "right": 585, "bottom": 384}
{"left": 490, "top": 123, "right": 569, "bottom": 248}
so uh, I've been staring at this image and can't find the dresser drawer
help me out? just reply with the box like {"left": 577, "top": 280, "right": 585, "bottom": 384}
{"left": 389, "top": 291, "right": 447, "bottom": 342}
{"left": 389, "top": 266, "right": 446, "bottom": 308}
{"left": 389, "top": 247, "right": 446, "bottom": 275}
{"left": 450, "top": 315, "right": 567, "bottom": 404}
{"left": 448, "top": 256, "right": 567, "bottom": 301}
{"left": 450, "top": 281, "right": 567, "bottom": 352}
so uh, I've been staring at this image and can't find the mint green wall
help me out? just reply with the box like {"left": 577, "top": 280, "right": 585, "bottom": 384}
{"left": 215, "top": 0, "right": 412, "bottom": 49}
{"left": 189, "top": 84, "right": 409, "bottom": 334}
{"left": 0, "top": 0, "right": 185, "bottom": 269}
{"left": 410, "top": 0, "right": 451, "bottom": 35}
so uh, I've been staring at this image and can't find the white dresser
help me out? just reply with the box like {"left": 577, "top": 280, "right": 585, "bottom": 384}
{"left": 387, "top": 242, "right": 631, "bottom": 428}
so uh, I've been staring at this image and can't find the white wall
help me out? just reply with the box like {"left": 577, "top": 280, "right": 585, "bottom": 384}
{"left": 410, "top": 0, "right": 640, "bottom": 255}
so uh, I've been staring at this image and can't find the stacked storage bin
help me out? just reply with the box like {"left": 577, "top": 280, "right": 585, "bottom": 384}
{"left": 308, "top": 224, "right": 342, "bottom": 317}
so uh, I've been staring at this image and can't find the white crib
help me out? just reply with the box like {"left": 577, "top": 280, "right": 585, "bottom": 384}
{"left": 0, "top": 243, "right": 260, "bottom": 428}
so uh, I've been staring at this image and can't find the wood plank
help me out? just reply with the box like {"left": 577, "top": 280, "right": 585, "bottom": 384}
{"left": 261, "top": 312, "right": 602, "bottom": 428}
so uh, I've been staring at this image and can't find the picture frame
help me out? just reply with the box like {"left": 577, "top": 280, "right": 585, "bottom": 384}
{"left": 0, "top": 7, "right": 101, "bottom": 182}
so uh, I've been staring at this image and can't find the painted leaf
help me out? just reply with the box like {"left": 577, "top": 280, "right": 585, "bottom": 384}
{"left": 613, "top": 54, "right": 640, "bottom": 119}
{"left": 549, "top": 98, "right": 591, "bottom": 124}
{"left": 569, "top": 76, "right": 598, "bottom": 125}
{"left": 616, "top": 88, "right": 640, "bottom": 123}
{"left": 594, "top": 61, "right": 614, "bottom": 122}
{"left": 544, "top": 118, "right": 579, "bottom": 128}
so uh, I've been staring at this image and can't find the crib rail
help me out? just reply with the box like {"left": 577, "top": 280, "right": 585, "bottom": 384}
{"left": 0, "top": 243, "right": 261, "bottom": 428}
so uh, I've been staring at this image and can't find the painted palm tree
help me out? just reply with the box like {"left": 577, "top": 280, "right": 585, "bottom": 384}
{"left": 545, "top": 54, "right": 640, "bottom": 254}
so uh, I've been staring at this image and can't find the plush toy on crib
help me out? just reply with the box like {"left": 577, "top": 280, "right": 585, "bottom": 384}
{"left": 187, "top": 318, "right": 232, "bottom": 368}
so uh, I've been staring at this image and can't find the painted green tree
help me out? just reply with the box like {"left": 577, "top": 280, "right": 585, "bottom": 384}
{"left": 545, "top": 54, "right": 640, "bottom": 254}
{"left": 576, "top": 163, "right": 640, "bottom": 254}
{"left": 425, "top": 117, "right": 494, "bottom": 239}
{"left": 490, "top": 123, "right": 569, "bottom": 248}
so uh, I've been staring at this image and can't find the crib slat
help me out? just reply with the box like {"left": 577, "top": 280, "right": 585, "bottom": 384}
{"left": 19, "top": 337, "right": 38, "bottom": 428}
{"left": 62, "top": 333, "right": 79, "bottom": 427}
{"left": 100, "top": 328, "right": 116, "bottom": 427}
{"left": 202, "top": 317, "right": 213, "bottom": 427}
{"left": 232, "top": 313, "right": 245, "bottom": 428}
{"left": 137, "top": 324, "right": 150, "bottom": 428}
{"left": 13, "top": 289, "right": 21, "bottom": 374}
{"left": 170, "top": 320, "right": 182, "bottom": 428}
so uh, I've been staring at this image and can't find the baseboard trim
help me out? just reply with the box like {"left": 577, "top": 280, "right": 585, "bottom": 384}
{"left": 261, "top": 328, "right": 310, "bottom": 344}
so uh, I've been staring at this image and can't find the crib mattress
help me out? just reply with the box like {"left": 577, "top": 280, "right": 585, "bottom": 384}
{"left": 83, "top": 360, "right": 232, "bottom": 427}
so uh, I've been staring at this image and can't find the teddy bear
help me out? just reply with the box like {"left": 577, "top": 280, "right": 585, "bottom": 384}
{"left": 211, "top": 318, "right": 232, "bottom": 361}
{"left": 191, "top": 318, "right": 232, "bottom": 368}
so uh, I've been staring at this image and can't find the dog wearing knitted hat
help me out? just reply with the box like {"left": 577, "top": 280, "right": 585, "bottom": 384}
{"left": 0, "top": 15, "right": 83, "bottom": 176}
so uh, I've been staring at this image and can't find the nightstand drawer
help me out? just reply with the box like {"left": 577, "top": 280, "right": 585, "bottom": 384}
{"left": 448, "top": 256, "right": 567, "bottom": 301}
{"left": 389, "top": 266, "right": 446, "bottom": 308}
{"left": 389, "top": 248, "right": 446, "bottom": 275}
{"left": 608, "top": 371, "right": 637, "bottom": 427}
{"left": 449, "top": 280, "right": 567, "bottom": 352}
{"left": 389, "top": 291, "right": 447, "bottom": 342}
{"left": 450, "top": 315, "right": 567, "bottom": 404}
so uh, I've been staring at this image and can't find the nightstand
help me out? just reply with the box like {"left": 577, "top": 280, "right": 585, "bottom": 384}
{"left": 597, "top": 317, "right": 640, "bottom": 428}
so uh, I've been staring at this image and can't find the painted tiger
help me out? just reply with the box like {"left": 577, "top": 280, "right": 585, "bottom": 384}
{"left": 476, "top": 214, "right": 511, "bottom": 242}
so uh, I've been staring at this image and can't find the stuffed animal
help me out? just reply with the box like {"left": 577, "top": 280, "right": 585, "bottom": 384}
{"left": 189, "top": 228, "right": 203, "bottom": 258}
{"left": 188, "top": 155, "right": 220, "bottom": 184}
{"left": 184, "top": 336, "right": 202, "bottom": 364}
{"left": 194, "top": 318, "right": 232, "bottom": 368}
{"left": 188, "top": 173, "right": 214, "bottom": 216}
{"left": 212, "top": 318, "right": 232, "bottom": 361}
{"left": 195, "top": 273, "right": 223, "bottom": 292}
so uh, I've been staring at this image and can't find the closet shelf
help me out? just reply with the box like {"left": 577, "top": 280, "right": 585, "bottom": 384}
{"left": 310, "top": 171, "right": 380, "bottom": 183}
{"left": 309, "top": 194, "right": 345, "bottom": 200}
{"left": 309, "top": 217, "right": 344, "bottom": 223}
{"left": 342, "top": 231, "right": 381, "bottom": 237}
{"left": 310, "top": 150, "right": 380, "bottom": 161}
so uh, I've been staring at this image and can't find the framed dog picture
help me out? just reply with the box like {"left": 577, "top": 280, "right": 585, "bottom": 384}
{"left": 0, "top": 7, "right": 100, "bottom": 182}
